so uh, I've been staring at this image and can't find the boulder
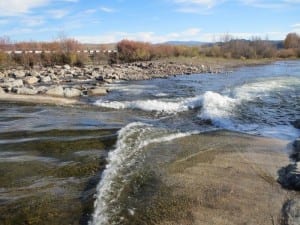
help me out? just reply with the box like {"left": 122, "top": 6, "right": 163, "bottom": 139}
{"left": 63, "top": 64, "right": 71, "bottom": 70}
{"left": 37, "top": 86, "right": 48, "bottom": 94}
{"left": 24, "top": 76, "right": 39, "bottom": 85}
{"left": 0, "top": 87, "right": 5, "bottom": 94}
{"left": 278, "top": 163, "right": 300, "bottom": 190}
{"left": 64, "top": 88, "right": 82, "bottom": 98}
{"left": 87, "top": 87, "right": 108, "bottom": 96}
{"left": 282, "top": 199, "right": 300, "bottom": 225}
{"left": 16, "top": 87, "right": 38, "bottom": 95}
{"left": 294, "top": 138, "right": 300, "bottom": 153}
{"left": 13, "top": 71, "right": 26, "bottom": 78}
{"left": 45, "top": 86, "right": 64, "bottom": 97}
{"left": 29, "top": 70, "right": 39, "bottom": 77}
{"left": 40, "top": 76, "right": 52, "bottom": 83}
{"left": 1, "top": 79, "right": 24, "bottom": 88}
{"left": 292, "top": 120, "right": 300, "bottom": 129}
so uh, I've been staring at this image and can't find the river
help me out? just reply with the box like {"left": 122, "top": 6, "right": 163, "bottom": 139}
{"left": 0, "top": 60, "right": 299, "bottom": 225}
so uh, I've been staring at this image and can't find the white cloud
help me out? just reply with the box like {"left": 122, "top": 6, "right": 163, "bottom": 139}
{"left": 22, "top": 16, "right": 44, "bottom": 27}
{"left": 100, "top": 7, "right": 116, "bottom": 13}
{"left": 75, "top": 30, "right": 286, "bottom": 44}
{"left": 0, "top": 0, "right": 50, "bottom": 16}
{"left": 174, "top": 0, "right": 217, "bottom": 8}
{"left": 47, "top": 9, "right": 69, "bottom": 19}
{"left": 75, "top": 28, "right": 202, "bottom": 44}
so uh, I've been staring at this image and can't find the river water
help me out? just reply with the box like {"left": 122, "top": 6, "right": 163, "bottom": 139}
{"left": 0, "top": 60, "right": 299, "bottom": 224}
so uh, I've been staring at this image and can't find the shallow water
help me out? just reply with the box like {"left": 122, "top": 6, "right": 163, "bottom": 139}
{"left": 0, "top": 61, "right": 299, "bottom": 225}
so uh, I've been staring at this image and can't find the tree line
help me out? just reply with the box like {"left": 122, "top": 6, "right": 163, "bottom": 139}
{"left": 0, "top": 33, "right": 299, "bottom": 68}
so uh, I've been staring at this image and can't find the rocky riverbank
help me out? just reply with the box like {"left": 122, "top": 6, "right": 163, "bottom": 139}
{"left": 0, "top": 59, "right": 269, "bottom": 105}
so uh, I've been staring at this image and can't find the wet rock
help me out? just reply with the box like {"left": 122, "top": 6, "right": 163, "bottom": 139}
{"left": 64, "top": 88, "right": 82, "bottom": 98}
{"left": 24, "top": 76, "right": 39, "bottom": 85}
{"left": 292, "top": 120, "right": 300, "bottom": 129}
{"left": 87, "top": 87, "right": 107, "bottom": 96}
{"left": 45, "top": 86, "right": 64, "bottom": 97}
{"left": 282, "top": 198, "right": 300, "bottom": 225}
{"left": 16, "top": 87, "right": 38, "bottom": 95}
{"left": 294, "top": 138, "right": 300, "bottom": 153}
{"left": 278, "top": 163, "right": 300, "bottom": 190}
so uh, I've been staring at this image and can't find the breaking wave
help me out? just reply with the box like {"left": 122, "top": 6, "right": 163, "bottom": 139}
{"left": 89, "top": 122, "right": 197, "bottom": 225}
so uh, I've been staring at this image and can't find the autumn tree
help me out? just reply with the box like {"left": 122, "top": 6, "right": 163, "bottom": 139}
{"left": 284, "top": 33, "right": 300, "bottom": 49}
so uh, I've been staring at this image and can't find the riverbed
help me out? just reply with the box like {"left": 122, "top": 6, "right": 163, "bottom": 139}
{"left": 0, "top": 60, "right": 299, "bottom": 225}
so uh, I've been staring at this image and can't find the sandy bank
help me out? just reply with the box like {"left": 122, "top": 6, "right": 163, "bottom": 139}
{"left": 144, "top": 131, "right": 295, "bottom": 225}
{"left": 0, "top": 93, "right": 81, "bottom": 105}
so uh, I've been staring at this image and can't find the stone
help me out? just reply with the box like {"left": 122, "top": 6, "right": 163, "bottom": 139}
{"left": 87, "top": 87, "right": 107, "bottom": 96}
{"left": 37, "top": 86, "right": 48, "bottom": 94}
{"left": 63, "top": 64, "right": 71, "bottom": 70}
{"left": 0, "top": 87, "right": 5, "bottom": 94}
{"left": 292, "top": 120, "right": 300, "bottom": 129}
{"left": 29, "top": 70, "right": 39, "bottom": 77}
{"left": 294, "top": 138, "right": 300, "bottom": 152}
{"left": 1, "top": 79, "right": 24, "bottom": 88}
{"left": 24, "top": 76, "right": 39, "bottom": 85}
{"left": 45, "top": 86, "right": 64, "bottom": 97}
{"left": 13, "top": 71, "right": 26, "bottom": 78}
{"left": 16, "top": 87, "right": 38, "bottom": 95}
{"left": 278, "top": 163, "right": 300, "bottom": 190}
{"left": 64, "top": 88, "right": 82, "bottom": 98}
{"left": 41, "top": 76, "right": 52, "bottom": 83}
{"left": 282, "top": 198, "right": 300, "bottom": 225}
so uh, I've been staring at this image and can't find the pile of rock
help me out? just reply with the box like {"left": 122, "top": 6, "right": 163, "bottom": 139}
{"left": 0, "top": 61, "right": 226, "bottom": 99}
{"left": 278, "top": 119, "right": 300, "bottom": 225}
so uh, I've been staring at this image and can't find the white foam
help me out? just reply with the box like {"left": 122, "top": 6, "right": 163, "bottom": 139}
{"left": 89, "top": 122, "right": 196, "bottom": 225}
{"left": 233, "top": 77, "right": 300, "bottom": 100}
{"left": 198, "top": 91, "right": 237, "bottom": 127}
{"left": 94, "top": 95, "right": 203, "bottom": 113}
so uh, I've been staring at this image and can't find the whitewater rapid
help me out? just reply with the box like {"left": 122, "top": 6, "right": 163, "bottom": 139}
{"left": 89, "top": 122, "right": 197, "bottom": 225}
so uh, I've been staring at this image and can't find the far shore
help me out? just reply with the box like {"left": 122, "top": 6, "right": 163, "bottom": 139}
{"left": 0, "top": 57, "right": 281, "bottom": 106}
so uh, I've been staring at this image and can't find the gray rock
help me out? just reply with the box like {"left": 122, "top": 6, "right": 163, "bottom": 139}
{"left": 41, "top": 76, "right": 52, "bottom": 83}
{"left": 45, "top": 86, "right": 64, "bottom": 97}
{"left": 24, "top": 76, "right": 39, "bottom": 85}
{"left": 16, "top": 87, "right": 38, "bottom": 95}
{"left": 64, "top": 88, "right": 82, "bottom": 98}
{"left": 0, "top": 87, "right": 5, "bottom": 94}
{"left": 294, "top": 138, "right": 300, "bottom": 153}
{"left": 37, "top": 86, "right": 48, "bottom": 94}
{"left": 282, "top": 198, "right": 300, "bottom": 225}
{"left": 63, "top": 64, "right": 71, "bottom": 70}
{"left": 87, "top": 87, "right": 107, "bottom": 96}
{"left": 13, "top": 71, "right": 26, "bottom": 78}
{"left": 278, "top": 163, "right": 300, "bottom": 190}
{"left": 292, "top": 120, "right": 300, "bottom": 129}
{"left": 1, "top": 79, "right": 24, "bottom": 88}
{"left": 29, "top": 70, "right": 39, "bottom": 77}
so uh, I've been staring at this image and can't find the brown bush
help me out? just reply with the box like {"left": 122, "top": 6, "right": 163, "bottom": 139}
{"left": 277, "top": 49, "right": 297, "bottom": 58}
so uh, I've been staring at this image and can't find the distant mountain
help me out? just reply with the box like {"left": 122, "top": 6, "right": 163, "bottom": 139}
{"left": 162, "top": 41, "right": 209, "bottom": 46}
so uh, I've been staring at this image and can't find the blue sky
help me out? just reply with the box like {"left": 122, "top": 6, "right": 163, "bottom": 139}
{"left": 0, "top": 0, "right": 300, "bottom": 43}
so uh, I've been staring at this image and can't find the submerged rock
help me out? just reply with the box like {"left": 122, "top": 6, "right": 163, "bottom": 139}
{"left": 282, "top": 198, "right": 300, "bottom": 225}
{"left": 292, "top": 120, "right": 300, "bottom": 129}
{"left": 278, "top": 163, "right": 300, "bottom": 190}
